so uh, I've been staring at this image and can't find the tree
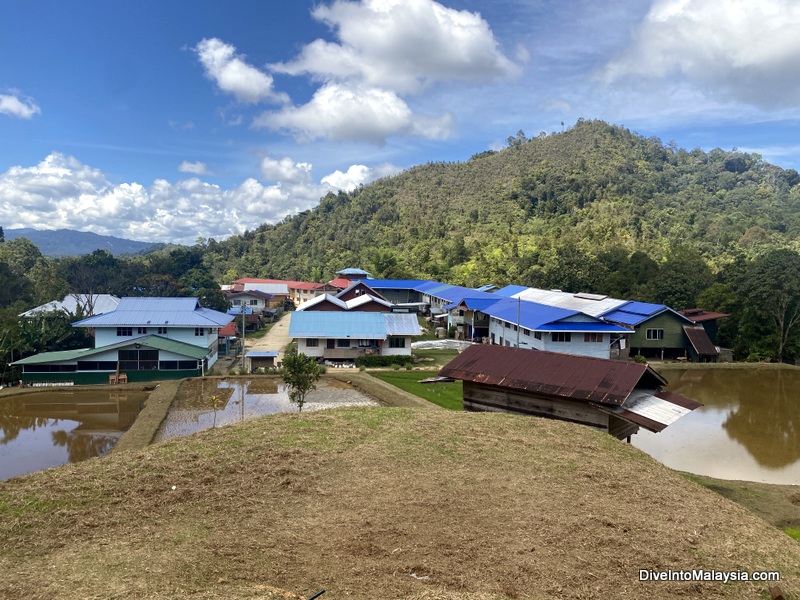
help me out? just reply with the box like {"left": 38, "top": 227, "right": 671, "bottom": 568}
{"left": 281, "top": 347, "right": 323, "bottom": 412}
{"left": 739, "top": 249, "right": 800, "bottom": 361}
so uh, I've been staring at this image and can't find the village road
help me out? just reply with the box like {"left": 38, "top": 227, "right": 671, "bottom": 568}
{"left": 247, "top": 311, "right": 293, "bottom": 364}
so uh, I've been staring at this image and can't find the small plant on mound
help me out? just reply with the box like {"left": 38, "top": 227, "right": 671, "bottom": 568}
{"left": 633, "top": 354, "right": 647, "bottom": 364}
{"left": 281, "top": 348, "right": 323, "bottom": 412}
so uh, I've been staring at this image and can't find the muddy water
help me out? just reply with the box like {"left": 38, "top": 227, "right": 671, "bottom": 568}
{"left": 0, "top": 390, "right": 149, "bottom": 480}
{"left": 153, "top": 378, "right": 378, "bottom": 442}
{"left": 632, "top": 366, "right": 800, "bottom": 484}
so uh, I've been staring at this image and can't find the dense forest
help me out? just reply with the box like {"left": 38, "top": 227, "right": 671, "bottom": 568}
{"left": 3, "top": 119, "right": 800, "bottom": 379}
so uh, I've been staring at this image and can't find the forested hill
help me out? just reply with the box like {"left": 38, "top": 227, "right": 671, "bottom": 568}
{"left": 204, "top": 119, "right": 800, "bottom": 292}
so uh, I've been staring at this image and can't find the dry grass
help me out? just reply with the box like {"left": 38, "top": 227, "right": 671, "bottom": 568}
{"left": 1, "top": 408, "right": 799, "bottom": 599}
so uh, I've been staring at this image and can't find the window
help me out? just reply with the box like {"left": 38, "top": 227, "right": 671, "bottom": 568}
{"left": 646, "top": 328, "right": 665, "bottom": 340}
{"left": 157, "top": 327, "right": 167, "bottom": 335}
{"left": 249, "top": 299, "right": 258, "bottom": 305}
{"left": 551, "top": 332, "right": 571, "bottom": 342}
{"left": 195, "top": 328, "right": 205, "bottom": 336}
{"left": 534, "top": 331, "right": 542, "bottom": 340}
{"left": 504, "top": 321, "right": 511, "bottom": 329}
{"left": 337, "top": 339, "right": 350, "bottom": 348}
{"left": 522, "top": 328, "right": 531, "bottom": 336}
{"left": 306, "top": 338, "right": 319, "bottom": 347}
{"left": 137, "top": 327, "right": 147, "bottom": 335}
{"left": 389, "top": 337, "right": 406, "bottom": 348}
{"left": 584, "top": 333, "right": 604, "bottom": 343}
{"left": 233, "top": 299, "right": 241, "bottom": 305}
{"left": 117, "top": 327, "right": 132, "bottom": 336}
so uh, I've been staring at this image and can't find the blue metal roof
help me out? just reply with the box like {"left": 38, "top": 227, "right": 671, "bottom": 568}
{"left": 600, "top": 310, "right": 645, "bottom": 326}
{"left": 364, "top": 278, "right": 431, "bottom": 289}
{"left": 227, "top": 306, "right": 254, "bottom": 315}
{"left": 74, "top": 297, "right": 233, "bottom": 328}
{"left": 494, "top": 285, "right": 528, "bottom": 297}
{"left": 542, "top": 322, "right": 631, "bottom": 333}
{"left": 484, "top": 298, "right": 579, "bottom": 330}
{"left": 247, "top": 351, "right": 279, "bottom": 357}
{"left": 614, "top": 301, "right": 665, "bottom": 317}
{"left": 337, "top": 268, "right": 371, "bottom": 276}
{"left": 289, "top": 312, "right": 419, "bottom": 339}
{"left": 443, "top": 297, "right": 503, "bottom": 312}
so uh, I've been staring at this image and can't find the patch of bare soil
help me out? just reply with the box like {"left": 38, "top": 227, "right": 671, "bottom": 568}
{"left": 1, "top": 408, "right": 799, "bottom": 599}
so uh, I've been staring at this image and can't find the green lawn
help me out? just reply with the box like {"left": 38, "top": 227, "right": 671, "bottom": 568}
{"left": 371, "top": 371, "right": 463, "bottom": 410}
{"left": 411, "top": 348, "right": 460, "bottom": 368}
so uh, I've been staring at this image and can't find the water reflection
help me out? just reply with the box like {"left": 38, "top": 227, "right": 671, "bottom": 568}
{"left": 633, "top": 366, "right": 800, "bottom": 484}
{"left": 154, "top": 377, "right": 377, "bottom": 442}
{"left": 0, "top": 390, "right": 148, "bottom": 480}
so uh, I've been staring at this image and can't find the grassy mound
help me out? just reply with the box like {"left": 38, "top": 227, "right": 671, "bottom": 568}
{"left": 1, "top": 407, "right": 798, "bottom": 599}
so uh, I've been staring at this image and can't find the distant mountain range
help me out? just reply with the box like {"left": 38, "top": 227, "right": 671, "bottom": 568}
{"left": 4, "top": 228, "right": 163, "bottom": 257}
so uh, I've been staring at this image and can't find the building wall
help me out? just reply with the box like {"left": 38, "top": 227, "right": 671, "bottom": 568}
{"left": 628, "top": 312, "right": 688, "bottom": 358}
{"left": 94, "top": 327, "right": 217, "bottom": 349}
{"left": 299, "top": 338, "right": 325, "bottom": 357}
{"left": 487, "top": 318, "right": 613, "bottom": 359}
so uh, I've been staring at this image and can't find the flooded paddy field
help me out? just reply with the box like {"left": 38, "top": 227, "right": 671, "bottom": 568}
{"left": 154, "top": 377, "right": 378, "bottom": 442}
{"left": 0, "top": 389, "right": 149, "bottom": 480}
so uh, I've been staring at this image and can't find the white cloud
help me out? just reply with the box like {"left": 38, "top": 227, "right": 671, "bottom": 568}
{"left": 255, "top": 82, "right": 453, "bottom": 143}
{"left": 255, "top": 0, "right": 515, "bottom": 143}
{"left": 321, "top": 162, "right": 401, "bottom": 191}
{"left": 0, "top": 93, "right": 41, "bottom": 119}
{"left": 178, "top": 161, "right": 210, "bottom": 175}
{"left": 274, "top": 0, "right": 519, "bottom": 94}
{"left": 601, "top": 0, "right": 800, "bottom": 108}
{"left": 260, "top": 156, "right": 313, "bottom": 183}
{"left": 0, "top": 152, "right": 398, "bottom": 245}
{"left": 194, "top": 38, "right": 288, "bottom": 104}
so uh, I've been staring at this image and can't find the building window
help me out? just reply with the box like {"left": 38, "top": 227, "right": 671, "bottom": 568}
{"left": 552, "top": 332, "right": 572, "bottom": 342}
{"left": 584, "top": 333, "right": 604, "bottom": 343}
{"left": 233, "top": 299, "right": 241, "bottom": 305}
{"left": 137, "top": 327, "right": 147, "bottom": 335}
{"left": 534, "top": 331, "right": 542, "bottom": 340}
{"left": 522, "top": 328, "right": 531, "bottom": 336}
{"left": 337, "top": 339, "right": 350, "bottom": 348}
{"left": 117, "top": 327, "right": 132, "bottom": 336}
{"left": 250, "top": 299, "right": 258, "bottom": 305}
{"left": 504, "top": 321, "right": 511, "bottom": 329}
{"left": 646, "top": 328, "right": 665, "bottom": 340}
{"left": 195, "top": 328, "right": 205, "bottom": 336}
{"left": 306, "top": 338, "right": 319, "bottom": 347}
{"left": 389, "top": 337, "right": 406, "bottom": 348}
{"left": 157, "top": 327, "right": 167, "bottom": 335}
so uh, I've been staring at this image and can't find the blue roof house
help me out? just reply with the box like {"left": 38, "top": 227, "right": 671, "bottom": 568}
{"left": 12, "top": 297, "right": 233, "bottom": 385}
{"left": 289, "top": 312, "right": 421, "bottom": 361}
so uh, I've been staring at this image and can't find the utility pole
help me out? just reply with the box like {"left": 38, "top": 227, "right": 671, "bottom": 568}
{"left": 240, "top": 307, "right": 246, "bottom": 372}
{"left": 516, "top": 296, "right": 521, "bottom": 347}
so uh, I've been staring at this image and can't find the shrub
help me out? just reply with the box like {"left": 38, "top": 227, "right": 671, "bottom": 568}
{"left": 354, "top": 355, "right": 413, "bottom": 368}
{"left": 633, "top": 354, "right": 647, "bottom": 364}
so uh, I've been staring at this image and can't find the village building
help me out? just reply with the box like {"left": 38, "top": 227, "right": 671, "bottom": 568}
{"left": 288, "top": 311, "right": 420, "bottom": 361}
{"left": 439, "top": 345, "right": 701, "bottom": 440}
{"left": 12, "top": 297, "right": 233, "bottom": 385}
{"left": 19, "top": 293, "right": 120, "bottom": 318}
{"left": 494, "top": 286, "right": 721, "bottom": 362}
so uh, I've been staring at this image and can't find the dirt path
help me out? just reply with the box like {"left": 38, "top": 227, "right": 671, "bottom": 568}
{"left": 247, "top": 311, "right": 292, "bottom": 364}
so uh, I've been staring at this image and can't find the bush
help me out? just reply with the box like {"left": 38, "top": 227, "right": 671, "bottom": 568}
{"left": 354, "top": 355, "right": 413, "bottom": 368}
{"left": 633, "top": 354, "right": 647, "bottom": 364}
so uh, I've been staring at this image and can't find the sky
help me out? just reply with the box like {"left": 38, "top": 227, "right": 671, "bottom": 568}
{"left": 2, "top": 0, "right": 800, "bottom": 246}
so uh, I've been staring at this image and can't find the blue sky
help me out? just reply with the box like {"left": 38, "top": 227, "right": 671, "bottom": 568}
{"left": 2, "top": 0, "right": 799, "bottom": 245}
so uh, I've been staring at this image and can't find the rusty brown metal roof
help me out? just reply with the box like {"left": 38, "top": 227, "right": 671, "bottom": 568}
{"left": 683, "top": 326, "right": 718, "bottom": 357}
{"left": 439, "top": 345, "right": 666, "bottom": 406}
{"left": 679, "top": 308, "right": 730, "bottom": 322}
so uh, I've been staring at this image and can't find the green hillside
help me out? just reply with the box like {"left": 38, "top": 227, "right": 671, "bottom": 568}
{"left": 203, "top": 119, "right": 800, "bottom": 290}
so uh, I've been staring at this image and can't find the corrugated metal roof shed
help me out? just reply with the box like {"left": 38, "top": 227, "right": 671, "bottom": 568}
{"left": 439, "top": 344, "right": 665, "bottom": 406}
{"left": 683, "top": 326, "right": 719, "bottom": 356}
{"left": 74, "top": 297, "right": 233, "bottom": 327}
